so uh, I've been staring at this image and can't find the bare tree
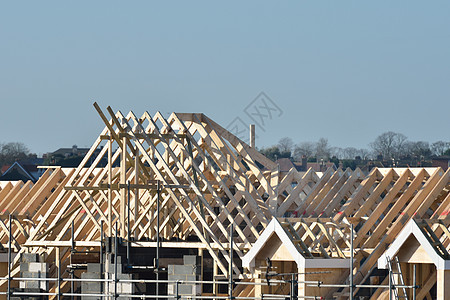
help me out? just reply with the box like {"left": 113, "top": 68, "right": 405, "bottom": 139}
{"left": 404, "top": 141, "right": 431, "bottom": 158}
{"left": 330, "top": 147, "right": 343, "bottom": 158}
{"left": 358, "top": 148, "right": 371, "bottom": 160}
{"left": 431, "top": 141, "right": 450, "bottom": 156}
{"left": 342, "top": 147, "right": 358, "bottom": 159}
{"left": 316, "top": 138, "right": 331, "bottom": 160}
{"left": 277, "top": 137, "right": 294, "bottom": 153}
{"left": 293, "top": 142, "right": 315, "bottom": 160}
{"left": 1, "top": 142, "right": 29, "bottom": 156}
{"left": 370, "top": 131, "right": 407, "bottom": 160}
{"left": 0, "top": 142, "right": 30, "bottom": 165}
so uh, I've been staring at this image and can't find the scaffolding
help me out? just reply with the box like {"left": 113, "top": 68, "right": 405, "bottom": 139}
{"left": 0, "top": 104, "right": 449, "bottom": 299}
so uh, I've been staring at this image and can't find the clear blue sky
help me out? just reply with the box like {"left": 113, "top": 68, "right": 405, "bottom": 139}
{"left": 1, "top": 1, "right": 449, "bottom": 155}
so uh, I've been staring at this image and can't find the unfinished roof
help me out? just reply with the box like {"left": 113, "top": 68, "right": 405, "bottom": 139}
{"left": 378, "top": 219, "right": 450, "bottom": 270}
{"left": 0, "top": 103, "right": 449, "bottom": 298}
{"left": 242, "top": 217, "right": 350, "bottom": 270}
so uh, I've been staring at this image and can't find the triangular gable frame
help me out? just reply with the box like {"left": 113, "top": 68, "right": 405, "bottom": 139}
{"left": 242, "top": 217, "right": 304, "bottom": 269}
{"left": 242, "top": 218, "right": 349, "bottom": 270}
{"left": 378, "top": 219, "right": 450, "bottom": 270}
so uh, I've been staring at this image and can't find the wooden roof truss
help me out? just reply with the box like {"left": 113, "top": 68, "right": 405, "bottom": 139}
{"left": 0, "top": 104, "right": 449, "bottom": 299}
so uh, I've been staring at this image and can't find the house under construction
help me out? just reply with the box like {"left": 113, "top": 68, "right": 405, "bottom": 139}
{"left": 0, "top": 103, "right": 449, "bottom": 299}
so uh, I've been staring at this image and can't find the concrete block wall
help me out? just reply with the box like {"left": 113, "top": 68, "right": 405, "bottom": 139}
{"left": 81, "top": 257, "right": 134, "bottom": 299}
{"left": 168, "top": 255, "right": 201, "bottom": 296}
{"left": 105, "top": 256, "right": 134, "bottom": 299}
{"left": 81, "top": 263, "right": 102, "bottom": 300}
{"left": 19, "top": 253, "right": 48, "bottom": 291}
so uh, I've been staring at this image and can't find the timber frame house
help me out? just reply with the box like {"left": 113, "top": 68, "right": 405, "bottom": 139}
{"left": 0, "top": 103, "right": 449, "bottom": 299}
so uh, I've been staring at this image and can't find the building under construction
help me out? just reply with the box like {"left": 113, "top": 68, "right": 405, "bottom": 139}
{"left": 0, "top": 103, "right": 449, "bottom": 299}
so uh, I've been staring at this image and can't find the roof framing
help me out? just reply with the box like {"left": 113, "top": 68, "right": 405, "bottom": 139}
{"left": 0, "top": 104, "right": 449, "bottom": 299}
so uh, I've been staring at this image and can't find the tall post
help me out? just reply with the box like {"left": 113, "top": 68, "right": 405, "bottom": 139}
{"left": 199, "top": 248, "right": 204, "bottom": 294}
{"left": 156, "top": 180, "right": 160, "bottom": 298}
{"left": 127, "top": 180, "right": 131, "bottom": 265}
{"left": 229, "top": 224, "right": 233, "bottom": 300}
{"left": 388, "top": 266, "right": 392, "bottom": 300}
{"left": 71, "top": 220, "right": 75, "bottom": 300}
{"left": 56, "top": 247, "right": 61, "bottom": 300}
{"left": 100, "top": 220, "right": 104, "bottom": 297}
{"left": 213, "top": 252, "right": 218, "bottom": 295}
{"left": 120, "top": 134, "right": 127, "bottom": 236}
{"left": 350, "top": 224, "right": 354, "bottom": 300}
{"left": 175, "top": 280, "right": 180, "bottom": 300}
{"left": 290, "top": 273, "right": 294, "bottom": 300}
{"left": 71, "top": 270, "right": 74, "bottom": 300}
{"left": 412, "top": 264, "right": 416, "bottom": 300}
{"left": 108, "top": 140, "right": 113, "bottom": 237}
{"left": 114, "top": 222, "right": 118, "bottom": 300}
{"left": 134, "top": 148, "right": 139, "bottom": 239}
{"left": 7, "top": 214, "right": 12, "bottom": 300}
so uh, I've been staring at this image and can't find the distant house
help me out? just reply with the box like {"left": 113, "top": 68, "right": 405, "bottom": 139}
{"left": 293, "top": 156, "right": 308, "bottom": 172}
{"left": 431, "top": 156, "right": 450, "bottom": 171}
{"left": 275, "top": 156, "right": 337, "bottom": 174}
{"left": 292, "top": 155, "right": 336, "bottom": 173}
{"left": 51, "top": 145, "right": 90, "bottom": 158}
{"left": 306, "top": 161, "right": 336, "bottom": 172}
{"left": 47, "top": 145, "right": 104, "bottom": 167}
{"left": 0, "top": 158, "right": 45, "bottom": 182}
{"left": 275, "top": 158, "right": 296, "bottom": 173}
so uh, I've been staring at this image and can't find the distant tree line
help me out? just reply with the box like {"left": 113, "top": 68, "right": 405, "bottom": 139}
{"left": 1, "top": 133, "right": 449, "bottom": 171}
{"left": 259, "top": 132, "right": 450, "bottom": 165}
{"left": 0, "top": 141, "right": 106, "bottom": 170}
{"left": 0, "top": 142, "right": 34, "bottom": 167}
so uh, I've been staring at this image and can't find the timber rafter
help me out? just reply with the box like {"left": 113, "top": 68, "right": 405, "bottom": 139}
{"left": 0, "top": 104, "right": 449, "bottom": 299}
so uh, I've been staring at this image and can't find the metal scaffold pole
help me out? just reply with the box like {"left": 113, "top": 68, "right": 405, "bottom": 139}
{"left": 127, "top": 180, "right": 131, "bottom": 265}
{"left": 101, "top": 220, "right": 104, "bottom": 297}
{"left": 114, "top": 222, "right": 118, "bottom": 300}
{"left": 388, "top": 265, "right": 392, "bottom": 300}
{"left": 7, "top": 214, "right": 12, "bottom": 300}
{"left": 290, "top": 273, "right": 298, "bottom": 300}
{"left": 156, "top": 180, "right": 160, "bottom": 299}
{"left": 350, "top": 223, "right": 354, "bottom": 300}
{"left": 57, "top": 247, "right": 61, "bottom": 300}
{"left": 229, "top": 224, "right": 234, "bottom": 300}
{"left": 71, "top": 220, "right": 74, "bottom": 300}
{"left": 413, "top": 264, "right": 416, "bottom": 300}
